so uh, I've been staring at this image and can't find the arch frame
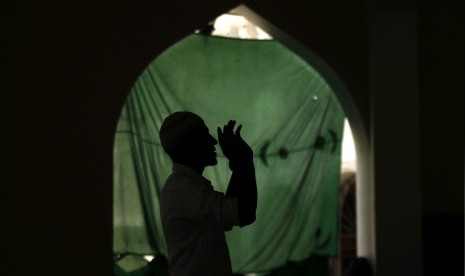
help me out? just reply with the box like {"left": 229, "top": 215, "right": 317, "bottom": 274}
{"left": 230, "top": 4, "right": 376, "bottom": 264}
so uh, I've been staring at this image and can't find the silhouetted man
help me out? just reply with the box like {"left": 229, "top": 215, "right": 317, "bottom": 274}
{"left": 159, "top": 111, "right": 257, "bottom": 276}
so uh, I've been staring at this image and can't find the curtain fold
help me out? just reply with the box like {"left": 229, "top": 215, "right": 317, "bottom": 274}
{"left": 113, "top": 34, "right": 344, "bottom": 273}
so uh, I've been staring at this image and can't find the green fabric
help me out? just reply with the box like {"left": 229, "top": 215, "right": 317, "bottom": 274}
{"left": 114, "top": 34, "right": 344, "bottom": 273}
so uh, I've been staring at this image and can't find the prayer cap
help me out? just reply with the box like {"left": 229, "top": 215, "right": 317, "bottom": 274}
{"left": 159, "top": 111, "right": 204, "bottom": 152}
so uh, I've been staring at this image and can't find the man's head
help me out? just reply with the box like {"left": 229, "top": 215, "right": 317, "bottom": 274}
{"left": 159, "top": 112, "right": 218, "bottom": 169}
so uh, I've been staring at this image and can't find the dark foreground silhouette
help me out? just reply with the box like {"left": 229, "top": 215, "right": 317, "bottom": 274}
{"left": 159, "top": 111, "right": 257, "bottom": 276}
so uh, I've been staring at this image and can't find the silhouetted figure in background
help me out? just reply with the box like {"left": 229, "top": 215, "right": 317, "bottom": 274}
{"left": 159, "top": 111, "right": 257, "bottom": 276}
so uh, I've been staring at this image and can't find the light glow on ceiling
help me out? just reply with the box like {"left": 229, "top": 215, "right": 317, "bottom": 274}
{"left": 211, "top": 14, "right": 272, "bottom": 40}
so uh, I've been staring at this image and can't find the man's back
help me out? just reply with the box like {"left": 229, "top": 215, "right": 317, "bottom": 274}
{"left": 160, "top": 164, "right": 240, "bottom": 276}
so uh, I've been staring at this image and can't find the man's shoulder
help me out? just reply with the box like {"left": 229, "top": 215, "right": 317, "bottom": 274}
{"left": 162, "top": 172, "right": 211, "bottom": 195}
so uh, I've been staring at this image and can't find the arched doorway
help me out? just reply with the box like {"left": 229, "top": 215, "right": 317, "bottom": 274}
{"left": 113, "top": 5, "right": 371, "bottom": 275}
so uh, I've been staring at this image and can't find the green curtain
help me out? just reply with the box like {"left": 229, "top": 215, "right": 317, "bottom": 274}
{"left": 114, "top": 34, "right": 344, "bottom": 274}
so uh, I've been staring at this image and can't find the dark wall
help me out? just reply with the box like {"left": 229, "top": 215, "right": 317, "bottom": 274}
{"left": 419, "top": 0, "right": 464, "bottom": 215}
{"left": 13, "top": 0, "right": 463, "bottom": 274}
{"left": 418, "top": 0, "right": 464, "bottom": 275}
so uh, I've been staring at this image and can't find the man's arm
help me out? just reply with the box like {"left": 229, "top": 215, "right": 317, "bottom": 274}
{"left": 218, "top": 120, "right": 257, "bottom": 227}
{"left": 226, "top": 160, "right": 257, "bottom": 226}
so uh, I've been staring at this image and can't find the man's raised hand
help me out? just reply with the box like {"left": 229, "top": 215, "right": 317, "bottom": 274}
{"left": 217, "top": 120, "right": 253, "bottom": 167}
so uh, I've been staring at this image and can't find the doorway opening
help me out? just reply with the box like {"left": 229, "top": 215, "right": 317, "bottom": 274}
{"left": 113, "top": 5, "right": 368, "bottom": 276}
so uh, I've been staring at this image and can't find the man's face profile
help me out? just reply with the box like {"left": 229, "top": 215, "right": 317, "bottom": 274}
{"left": 159, "top": 112, "right": 219, "bottom": 169}
{"left": 183, "top": 124, "right": 218, "bottom": 167}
